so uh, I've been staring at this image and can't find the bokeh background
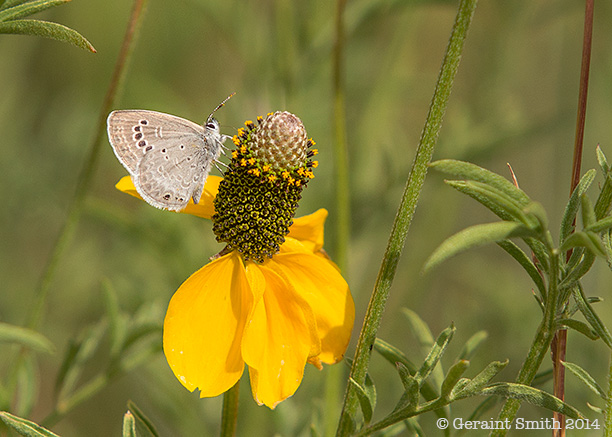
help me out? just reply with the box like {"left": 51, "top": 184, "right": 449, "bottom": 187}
{"left": 1, "top": 0, "right": 612, "bottom": 435}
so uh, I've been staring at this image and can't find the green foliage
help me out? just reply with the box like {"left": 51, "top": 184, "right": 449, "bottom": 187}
{"left": 0, "top": 323, "right": 54, "bottom": 354}
{"left": 353, "top": 311, "right": 583, "bottom": 436}
{"left": 0, "top": 0, "right": 94, "bottom": 51}
{"left": 0, "top": 411, "right": 59, "bottom": 437}
{"left": 426, "top": 153, "right": 612, "bottom": 431}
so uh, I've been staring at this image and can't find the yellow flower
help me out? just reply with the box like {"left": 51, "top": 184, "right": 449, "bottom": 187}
{"left": 115, "top": 175, "right": 354, "bottom": 408}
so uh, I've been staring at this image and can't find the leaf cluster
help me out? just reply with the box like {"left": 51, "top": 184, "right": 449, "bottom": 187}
{"left": 347, "top": 310, "right": 582, "bottom": 436}
{"left": 426, "top": 155, "right": 612, "bottom": 347}
{"left": 1, "top": 281, "right": 163, "bottom": 436}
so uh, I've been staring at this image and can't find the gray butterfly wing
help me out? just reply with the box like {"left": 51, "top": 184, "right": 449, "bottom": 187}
{"left": 135, "top": 141, "right": 213, "bottom": 211}
{"left": 107, "top": 110, "right": 221, "bottom": 211}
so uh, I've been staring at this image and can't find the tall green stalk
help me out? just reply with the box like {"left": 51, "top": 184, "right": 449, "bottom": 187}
{"left": 334, "top": 0, "right": 478, "bottom": 434}
{"left": 325, "top": 0, "right": 349, "bottom": 436}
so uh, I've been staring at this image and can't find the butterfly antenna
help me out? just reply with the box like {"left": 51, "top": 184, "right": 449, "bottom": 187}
{"left": 206, "top": 92, "right": 236, "bottom": 124}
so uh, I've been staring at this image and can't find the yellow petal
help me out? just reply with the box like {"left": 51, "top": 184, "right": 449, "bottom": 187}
{"left": 163, "top": 252, "right": 252, "bottom": 397}
{"left": 288, "top": 208, "right": 327, "bottom": 253}
{"left": 115, "top": 175, "right": 221, "bottom": 219}
{"left": 272, "top": 252, "right": 354, "bottom": 365}
{"left": 241, "top": 262, "right": 316, "bottom": 408}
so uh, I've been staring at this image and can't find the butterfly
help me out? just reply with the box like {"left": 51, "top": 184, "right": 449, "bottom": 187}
{"left": 107, "top": 93, "right": 234, "bottom": 211}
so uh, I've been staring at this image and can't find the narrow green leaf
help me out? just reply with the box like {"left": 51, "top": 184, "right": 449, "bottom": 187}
{"left": 597, "top": 146, "right": 609, "bottom": 174}
{"left": 349, "top": 378, "right": 374, "bottom": 425}
{"left": 0, "top": 411, "right": 60, "bottom": 437}
{"left": 392, "top": 374, "right": 419, "bottom": 414}
{"left": 522, "top": 201, "right": 548, "bottom": 232}
{"left": 373, "top": 338, "right": 441, "bottom": 404}
{"left": 373, "top": 339, "right": 418, "bottom": 375}
{"left": 0, "top": 19, "right": 95, "bottom": 52}
{"left": 56, "top": 322, "right": 107, "bottom": 403}
{"left": 497, "top": 241, "right": 546, "bottom": 299}
{"left": 122, "top": 411, "right": 136, "bottom": 437}
{"left": 586, "top": 216, "right": 612, "bottom": 233}
{"left": 558, "top": 318, "right": 599, "bottom": 341}
{"left": 559, "top": 250, "right": 595, "bottom": 291}
{"left": 560, "top": 169, "right": 596, "bottom": 244}
{"left": 0, "top": 0, "right": 69, "bottom": 22}
{"left": 415, "top": 324, "right": 455, "bottom": 386}
{"left": 559, "top": 231, "right": 606, "bottom": 258}
{"left": 440, "top": 360, "right": 469, "bottom": 399}
{"left": 0, "top": 323, "right": 54, "bottom": 354}
{"left": 401, "top": 309, "right": 445, "bottom": 388}
{"left": 395, "top": 362, "right": 413, "bottom": 392}
{"left": 444, "top": 178, "right": 516, "bottom": 221}
{"left": 573, "top": 284, "right": 612, "bottom": 348}
{"left": 127, "top": 400, "right": 160, "bottom": 437}
{"left": 581, "top": 194, "right": 597, "bottom": 229}
{"left": 401, "top": 308, "right": 435, "bottom": 354}
{"left": 562, "top": 361, "right": 607, "bottom": 400}
{"left": 453, "top": 360, "right": 509, "bottom": 399}
{"left": 102, "top": 280, "right": 126, "bottom": 360}
{"left": 1, "top": 0, "right": 34, "bottom": 9}
{"left": 480, "top": 383, "right": 584, "bottom": 419}
{"left": 15, "top": 355, "right": 36, "bottom": 418}
{"left": 429, "top": 159, "right": 531, "bottom": 206}
{"left": 445, "top": 180, "right": 532, "bottom": 226}
{"left": 458, "top": 331, "right": 488, "bottom": 361}
{"left": 424, "top": 222, "right": 536, "bottom": 273}
{"left": 594, "top": 173, "right": 612, "bottom": 220}
{"left": 436, "top": 174, "right": 550, "bottom": 271}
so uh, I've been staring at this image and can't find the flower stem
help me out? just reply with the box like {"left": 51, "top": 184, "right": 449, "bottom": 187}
{"left": 326, "top": 0, "right": 349, "bottom": 435}
{"left": 332, "top": 0, "right": 349, "bottom": 274}
{"left": 220, "top": 381, "right": 240, "bottom": 437}
{"left": 605, "top": 352, "right": 612, "bottom": 435}
{"left": 334, "top": 0, "right": 478, "bottom": 434}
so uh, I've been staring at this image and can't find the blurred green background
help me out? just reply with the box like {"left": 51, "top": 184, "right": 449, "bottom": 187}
{"left": 1, "top": 0, "right": 612, "bottom": 435}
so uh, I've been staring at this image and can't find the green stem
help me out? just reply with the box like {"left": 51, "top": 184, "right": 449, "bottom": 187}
{"left": 605, "top": 351, "right": 612, "bottom": 435}
{"left": 492, "top": 250, "right": 561, "bottom": 436}
{"left": 334, "top": 0, "right": 478, "bottom": 434}
{"left": 220, "top": 381, "right": 240, "bottom": 437}
{"left": 326, "top": 0, "right": 349, "bottom": 435}
{"left": 332, "top": 0, "right": 349, "bottom": 274}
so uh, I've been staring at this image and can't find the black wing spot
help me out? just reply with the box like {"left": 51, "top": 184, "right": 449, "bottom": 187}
{"left": 139, "top": 119, "right": 148, "bottom": 125}
{"left": 138, "top": 140, "right": 147, "bottom": 147}
{"left": 133, "top": 125, "right": 141, "bottom": 132}
{"left": 133, "top": 132, "right": 143, "bottom": 140}
{"left": 145, "top": 145, "right": 153, "bottom": 152}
